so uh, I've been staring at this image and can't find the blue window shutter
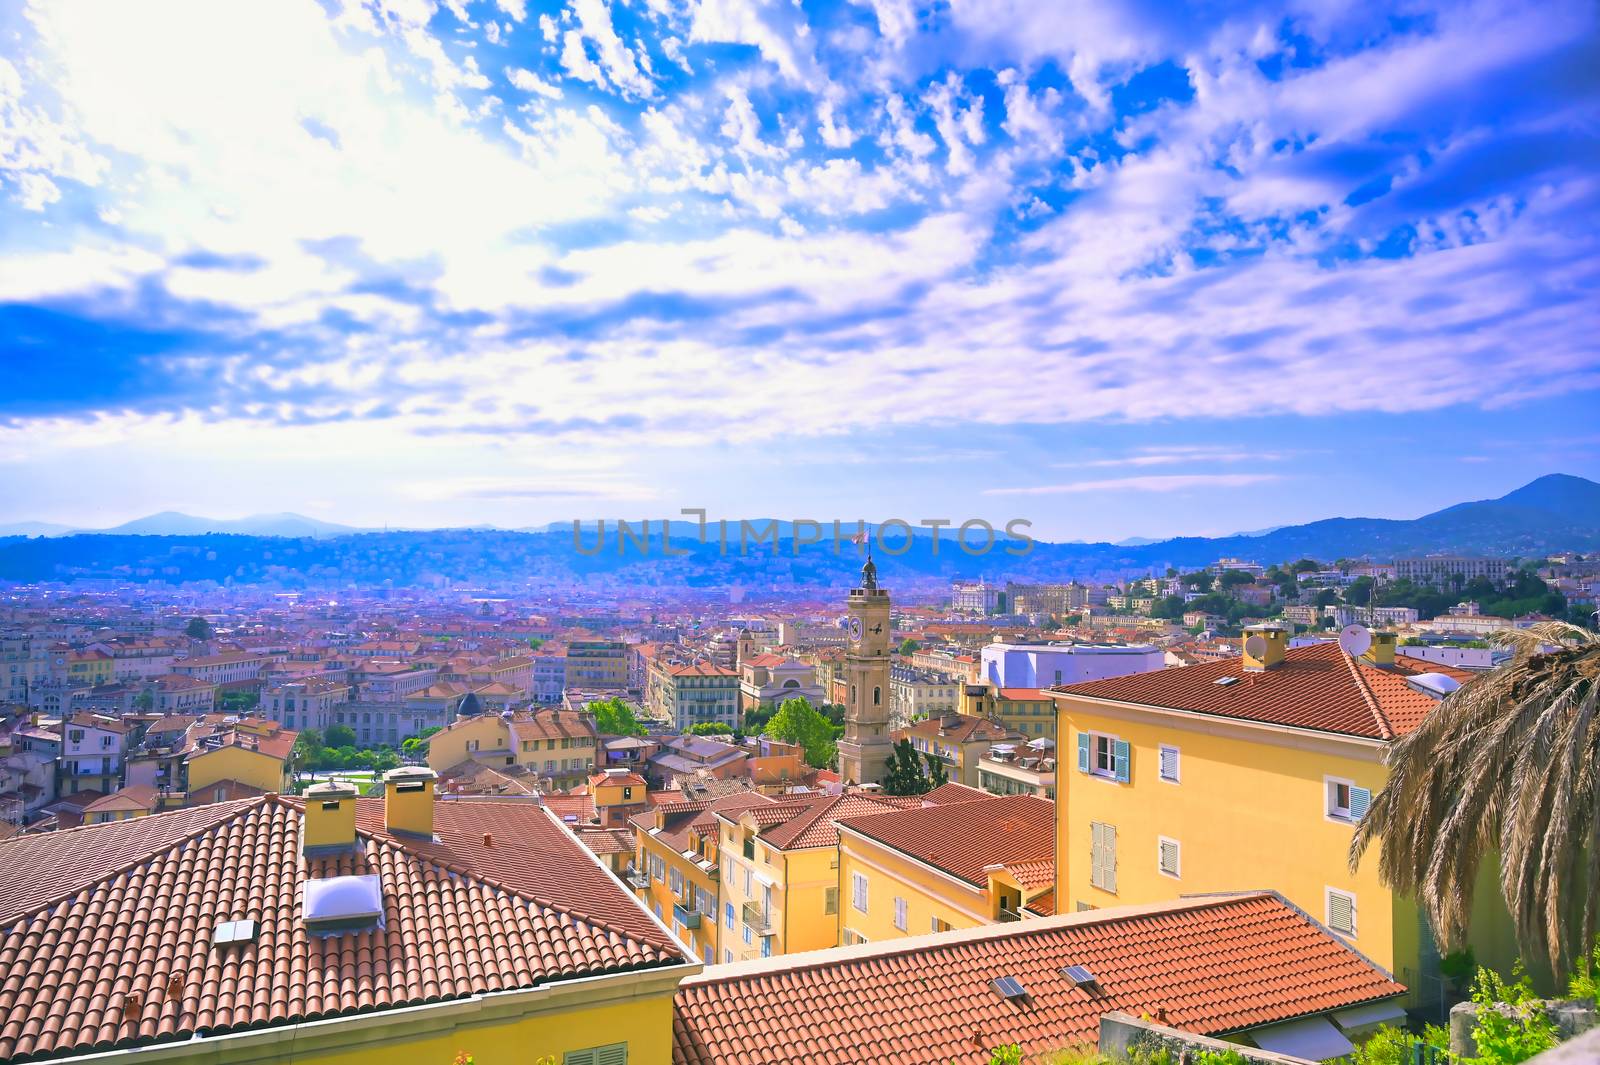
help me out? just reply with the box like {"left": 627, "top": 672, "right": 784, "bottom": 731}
{"left": 1349, "top": 786, "right": 1371, "bottom": 821}
{"left": 1077, "top": 732, "right": 1091, "bottom": 773}
{"left": 1114, "top": 740, "right": 1130, "bottom": 783}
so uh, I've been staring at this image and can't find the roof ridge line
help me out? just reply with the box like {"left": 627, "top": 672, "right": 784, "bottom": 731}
{"left": 1339, "top": 650, "right": 1394, "bottom": 741}
{"left": 0, "top": 797, "right": 274, "bottom": 928}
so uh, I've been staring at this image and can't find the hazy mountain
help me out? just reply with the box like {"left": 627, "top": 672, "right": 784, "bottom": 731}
{"left": 0, "top": 475, "right": 1594, "bottom": 587}
{"left": 0, "top": 521, "right": 77, "bottom": 538}
{"left": 6, "top": 511, "right": 365, "bottom": 539}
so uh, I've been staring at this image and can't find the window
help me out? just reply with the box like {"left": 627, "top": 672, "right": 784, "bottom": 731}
{"left": 1077, "top": 731, "right": 1130, "bottom": 783}
{"left": 725, "top": 902, "right": 735, "bottom": 930}
{"left": 893, "top": 896, "right": 908, "bottom": 931}
{"left": 931, "top": 917, "right": 951, "bottom": 933}
{"left": 1158, "top": 837, "right": 1181, "bottom": 878}
{"left": 1326, "top": 777, "right": 1371, "bottom": 823}
{"left": 852, "top": 872, "right": 869, "bottom": 913}
{"left": 824, "top": 886, "right": 838, "bottom": 915}
{"left": 703, "top": 946, "right": 712, "bottom": 965}
{"left": 1090, "top": 822, "right": 1117, "bottom": 893}
{"left": 1159, "top": 745, "right": 1180, "bottom": 783}
{"left": 1327, "top": 888, "right": 1357, "bottom": 936}
{"left": 760, "top": 937, "right": 772, "bottom": 958}
{"left": 724, "top": 949, "right": 732, "bottom": 963}
{"left": 622, "top": 786, "right": 633, "bottom": 800}
{"left": 742, "top": 925, "right": 752, "bottom": 946}
{"left": 563, "top": 1043, "right": 627, "bottom": 1065}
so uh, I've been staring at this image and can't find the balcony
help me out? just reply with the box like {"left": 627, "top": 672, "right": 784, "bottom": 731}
{"left": 742, "top": 900, "right": 772, "bottom": 934}
{"left": 625, "top": 869, "right": 650, "bottom": 891}
{"left": 998, "top": 906, "right": 1023, "bottom": 923}
{"left": 672, "top": 903, "right": 702, "bottom": 929}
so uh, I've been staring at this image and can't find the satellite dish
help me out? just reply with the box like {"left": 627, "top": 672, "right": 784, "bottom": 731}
{"left": 1243, "top": 634, "right": 1268, "bottom": 660}
{"left": 1338, "top": 624, "right": 1372, "bottom": 657}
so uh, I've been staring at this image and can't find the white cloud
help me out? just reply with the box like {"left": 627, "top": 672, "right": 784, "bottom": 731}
{"left": 983, "top": 474, "right": 1284, "bottom": 496}
{"left": 508, "top": 66, "right": 564, "bottom": 98}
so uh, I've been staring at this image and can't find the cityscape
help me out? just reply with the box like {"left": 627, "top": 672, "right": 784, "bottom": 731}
{"left": 3, "top": 1, "right": 1600, "bottom": 1065}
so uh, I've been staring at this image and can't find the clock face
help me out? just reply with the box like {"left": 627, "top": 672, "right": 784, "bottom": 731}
{"left": 849, "top": 616, "right": 863, "bottom": 641}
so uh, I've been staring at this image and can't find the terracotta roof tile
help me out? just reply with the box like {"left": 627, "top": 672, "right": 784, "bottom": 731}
{"left": 1052, "top": 642, "right": 1457, "bottom": 739}
{"left": 836, "top": 795, "right": 1053, "bottom": 887}
{"left": 0, "top": 797, "right": 688, "bottom": 1062}
{"left": 672, "top": 893, "right": 1405, "bottom": 1065}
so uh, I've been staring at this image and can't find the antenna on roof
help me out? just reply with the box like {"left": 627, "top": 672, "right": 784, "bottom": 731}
{"left": 1338, "top": 624, "right": 1372, "bottom": 658}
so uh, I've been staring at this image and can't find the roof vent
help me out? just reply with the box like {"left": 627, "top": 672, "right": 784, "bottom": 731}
{"left": 303, "top": 874, "right": 383, "bottom": 934}
{"left": 212, "top": 918, "right": 258, "bottom": 947}
{"left": 1061, "top": 964, "right": 1099, "bottom": 989}
{"left": 1213, "top": 676, "right": 1240, "bottom": 687}
{"left": 991, "top": 975, "right": 1028, "bottom": 1001}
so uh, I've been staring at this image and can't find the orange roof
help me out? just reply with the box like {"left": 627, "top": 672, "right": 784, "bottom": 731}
{"left": 919, "top": 781, "right": 990, "bottom": 805}
{"left": 836, "top": 794, "right": 1053, "bottom": 888}
{"left": 591, "top": 770, "right": 648, "bottom": 789}
{"left": 734, "top": 793, "right": 910, "bottom": 852}
{"left": 0, "top": 797, "right": 687, "bottom": 1062}
{"left": 995, "top": 687, "right": 1051, "bottom": 701}
{"left": 80, "top": 785, "right": 161, "bottom": 814}
{"left": 668, "top": 663, "right": 738, "bottom": 677}
{"left": 633, "top": 793, "right": 775, "bottom": 853}
{"left": 672, "top": 892, "right": 1406, "bottom": 1065}
{"left": 902, "top": 715, "right": 1014, "bottom": 744}
{"left": 1052, "top": 642, "right": 1459, "bottom": 740}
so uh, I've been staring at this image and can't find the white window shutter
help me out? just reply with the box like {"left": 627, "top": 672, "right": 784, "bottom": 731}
{"left": 1159, "top": 746, "right": 1179, "bottom": 782}
{"left": 1328, "top": 890, "right": 1356, "bottom": 935}
{"left": 1159, "top": 839, "right": 1179, "bottom": 877}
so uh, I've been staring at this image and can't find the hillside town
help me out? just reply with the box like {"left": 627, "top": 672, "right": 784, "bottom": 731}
{"left": 0, "top": 545, "right": 1597, "bottom": 1064}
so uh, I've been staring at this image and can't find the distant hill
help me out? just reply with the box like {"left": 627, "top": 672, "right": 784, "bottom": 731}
{"left": 4, "top": 511, "right": 362, "bottom": 539}
{"left": 0, "top": 474, "right": 1594, "bottom": 587}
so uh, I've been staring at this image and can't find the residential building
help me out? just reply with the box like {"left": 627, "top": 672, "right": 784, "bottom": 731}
{"left": 80, "top": 783, "right": 161, "bottom": 825}
{"left": 962, "top": 684, "right": 1056, "bottom": 740}
{"left": 262, "top": 676, "right": 349, "bottom": 732}
{"left": 655, "top": 663, "right": 741, "bottom": 731}
{"left": 887, "top": 665, "right": 958, "bottom": 729}
{"left": 592, "top": 767, "right": 649, "bottom": 828}
{"left": 648, "top": 735, "right": 748, "bottom": 788}
{"left": 1395, "top": 556, "right": 1515, "bottom": 586}
{"left": 532, "top": 651, "right": 567, "bottom": 702}
{"left": 631, "top": 791, "right": 774, "bottom": 966}
{"left": 0, "top": 771, "right": 696, "bottom": 1064}
{"left": 567, "top": 639, "right": 630, "bottom": 687}
{"left": 899, "top": 713, "right": 1016, "bottom": 787}
{"left": 147, "top": 673, "right": 217, "bottom": 714}
{"left": 1048, "top": 625, "right": 1517, "bottom": 1008}
{"left": 978, "top": 737, "right": 1056, "bottom": 799}
{"left": 185, "top": 718, "right": 298, "bottom": 799}
{"left": 716, "top": 792, "right": 906, "bottom": 963}
{"left": 672, "top": 892, "right": 1406, "bottom": 1064}
{"left": 171, "top": 651, "right": 276, "bottom": 690}
{"left": 60, "top": 713, "right": 130, "bottom": 795}
{"left": 426, "top": 707, "right": 597, "bottom": 789}
{"left": 835, "top": 793, "right": 1055, "bottom": 945}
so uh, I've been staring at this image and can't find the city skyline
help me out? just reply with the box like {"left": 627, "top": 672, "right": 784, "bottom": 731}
{"left": 4, "top": 0, "right": 1599, "bottom": 539}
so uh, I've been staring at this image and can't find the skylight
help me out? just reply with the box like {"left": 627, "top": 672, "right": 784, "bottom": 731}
{"left": 1214, "top": 676, "right": 1241, "bottom": 686}
{"left": 991, "top": 976, "right": 1028, "bottom": 1001}
{"left": 212, "top": 919, "right": 257, "bottom": 946}
{"left": 1061, "top": 964, "right": 1098, "bottom": 989}
{"left": 303, "top": 874, "right": 383, "bottom": 933}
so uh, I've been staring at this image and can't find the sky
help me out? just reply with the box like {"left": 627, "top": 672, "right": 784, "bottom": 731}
{"left": 1, "top": 0, "right": 1598, "bottom": 542}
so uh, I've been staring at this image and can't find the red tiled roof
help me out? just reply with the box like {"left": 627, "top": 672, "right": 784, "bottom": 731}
{"left": 635, "top": 793, "right": 775, "bottom": 853}
{"left": 749, "top": 794, "right": 908, "bottom": 851}
{"left": 0, "top": 797, "right": 687, "bottom": 1062}
{"left": 836, "top": 794, "right": 1053, "bottom": 888}
{"left": 919, "top": 782, "right": 990, "bottom": 806}
{"left": 672, "top": 892, "right": 1406, "bottom": 1065}
{"left": 1052, "top": 642, "right": 1457, "bottom": 740}
{"left": 902, "top": 715, "right": 1014, "bottom": 744}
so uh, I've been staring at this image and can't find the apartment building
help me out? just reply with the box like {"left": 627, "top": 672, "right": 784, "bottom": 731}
{"left": 426, "top": 707, "right": 597, "bottom": 789}
{"left": 655, "top": 662, "right": 741, "bottom": 731}
{"left": 898, "top": 713, "right": 1016, "bottom": 787}
{"left": 978, "top": 737, "right": 1056, "bottom": 799}
{"left": 1394, "top": 556, "right": 1515, "bottom": 586}
{"left": 888, "top": 665, "right": 959, "bottom": 728}
{"left": 263, "top": 676, "right": 349, "bottom": 732}
{"left": 60, "top": 713, "right": 129, "bottom": 795}
{"left": 566, "top": 639, "right": 630, "bottom": 687}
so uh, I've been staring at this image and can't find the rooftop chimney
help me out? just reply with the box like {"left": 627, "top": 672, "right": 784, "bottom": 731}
{"left": 383, "top": 766, "right": 437, "bottom": 838}
{"left": 1362, "top": 630, "right": 1398, "bottom": 668}
{"left": 302, "top": 780, "right": 360, "bottom": 855}
{"left": 1241, "top": 624, "right": 1287, "bottom": 671}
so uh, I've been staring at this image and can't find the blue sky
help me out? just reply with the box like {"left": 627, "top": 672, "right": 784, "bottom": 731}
{"left": 1, "top": 0, "right": 1597, "bottom": 541}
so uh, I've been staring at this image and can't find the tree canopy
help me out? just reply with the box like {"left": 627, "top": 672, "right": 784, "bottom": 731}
{"left": 764, "top": 697, "right": 839, "bottom": 768}
{"left": 880, "top": 738, "right": 949, "bottom": 796}
{"left": 589, "top": 696, "right": 647, "bottom": 737}
{"left": 184, "top": 616, "right": 211, "bottom": 640}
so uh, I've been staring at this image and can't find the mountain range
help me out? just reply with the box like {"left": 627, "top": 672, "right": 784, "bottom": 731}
{"left": 0, "top": 474, "right": 1595, "bottom": 587}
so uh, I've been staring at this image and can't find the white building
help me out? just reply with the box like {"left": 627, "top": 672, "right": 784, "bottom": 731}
{"left": 979, "top": 641, "right": 1164, "bottom": 689}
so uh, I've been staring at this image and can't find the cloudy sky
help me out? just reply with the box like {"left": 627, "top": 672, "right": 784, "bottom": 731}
{"left": 2, "top": 0, "right": 1597, "bottom": 540}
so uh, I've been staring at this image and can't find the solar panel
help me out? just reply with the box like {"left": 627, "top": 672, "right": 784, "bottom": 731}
{"left": 212, "top": 919, "right": 258, "bottom": 946}
{"left": 991, "top": 976, "right": 1028, "bottom": 1000}
{"left": 1061, "top": 964, "right": 1098, "bottom": 988}
{"left": 1214, "top": 676, "right": 1240, "bottom": 686}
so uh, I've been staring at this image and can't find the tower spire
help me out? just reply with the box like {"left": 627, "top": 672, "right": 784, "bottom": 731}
{"left": 861, "top": 545, "right": 878, "bottom": 592}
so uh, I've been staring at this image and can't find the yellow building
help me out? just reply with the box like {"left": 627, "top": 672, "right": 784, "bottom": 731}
{"left": 630, "top": 792, "right": 774, "bottom": 965}
{"left": 427, "top": 707, "right": 597, "bottom": 788}
{"left": 835, "top": 792, "right": 1055, "bottom": 945}
{"left": 715, "top": 792, "right": 906, "bottom": 963}
{"left": 963, "top": 684, "right": 1056, "bottom": 740}
{"left": 184, "top": 718, "right": 297, "bottom": 797}
{"left": 65, "top": 650, "right": 115, "bottom": 686}
{"left": 1049, "top": 627, "right": 1518, "bottom": 1007}
{"left": 590, "top": 767, "right": 648, "bottom": 827}
{"left": 80, "top": 784, "right": 161, "bottom": 825}
{"left": 898, "top": 712, "right": 1016, "bottom": 787}
{"left": 0, "top": 767, "right": 697, "bottom": 1065}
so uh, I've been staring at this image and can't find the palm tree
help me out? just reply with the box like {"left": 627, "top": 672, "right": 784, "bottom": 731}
{"left": 1351, "top": 621, "right": 1600, "bottom": 978}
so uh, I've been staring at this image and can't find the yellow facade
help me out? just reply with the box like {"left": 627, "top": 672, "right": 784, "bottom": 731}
{"left": 67, "top": 655, "right": 115, "bottom": 685}
{"left": 427, "top": 714, "right": 511, "bottom": 771}
{"left": 1052, "top": 694, "right": 1520, "bottom": 1001}
{"left": 836, "top": 828, "right": 989, "bottom": 944}
{"left": 187, "top": 743, "right": 291, "bottom": 795}
{"left": 636, "top": 825, "right": 722, "bottom": 965}
{"left": 717, "top": 814, "right": 840, "bottom": 963}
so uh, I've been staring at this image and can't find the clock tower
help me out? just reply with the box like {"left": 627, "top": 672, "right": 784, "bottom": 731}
{"left": 837, "top": 550, "right": 895, "bottom": 786}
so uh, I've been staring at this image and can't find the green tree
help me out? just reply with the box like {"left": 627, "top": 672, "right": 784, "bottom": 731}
{"left": 324, "top": 723, "right": 357, "bottom": 749}
{"left": 881, "top": 738, "right": 948, "bottom": 796}
{"left": 589, "top": 696, "right": 647, "bottom": 738}
{"left": 1217, "top": 569, "right": 1254, "bottom": 590}
{"left": 134, "top": 689, "right": 154, "bottom": 712}
{"left": 184, "top": 616, "right": 211, "bottom": 640}
{"left": 400, "top": 726, "right": 442, "bottom": 757}
{"left": 688, "top": 722, "right": 734, "bottom": 737}
{"left": 898, "top": 638, "right": 921, "bottom": 656}
{"left": 764, "top": 697, "right": 838, "bottom": 768}
{"left": 1181, "top": 571, "right": 1214, "bottom": 593}
{"left": 1292, "top": 558, "right": 1320, "bottom": 573}
{"left": 1352, "top": 623, "right": 1600, "bottom": 978}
